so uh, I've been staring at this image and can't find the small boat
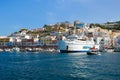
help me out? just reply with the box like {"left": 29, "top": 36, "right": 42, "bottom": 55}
{"left": 87, "top": 46, "right": 98, "bottom": 55}
{"left": 114, "top": 46, "right": 120, "bottom": 52}
{"left": 105, "top": 47, "right": 114, "bottom": 52}
{"left": 87, "top": 51, "right": 98, "bottom": 55}
{"left": 12, "top": 47, "right": 20, "bottom": 52}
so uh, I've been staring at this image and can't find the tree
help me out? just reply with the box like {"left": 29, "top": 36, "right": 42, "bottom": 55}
{"left": 43, "top": 24, "right": 53, "bottom": 32}
{"left": 19, "top": 28, "right": 28, "bottom": 33}
{"left": 60, "top": 22, "right": 66, "bottom": 28}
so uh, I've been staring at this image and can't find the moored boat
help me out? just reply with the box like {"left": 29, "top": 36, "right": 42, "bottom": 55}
{"left": 12, "top": 47, "right": 20, "bottom": 52}
{"left": 87, "top": 46, "right": 99, "bottom": 55}
{"left": 114, "top": 46, "right": 120, "bottom": 52}
{"left": 105, "top": 47, "right": 114, "bottom": 52}
{"left": 58, "top": 36, "right": 95, "bottom": 53}
{"left": 87, "top": 51, "right": 98, "bottom": 55}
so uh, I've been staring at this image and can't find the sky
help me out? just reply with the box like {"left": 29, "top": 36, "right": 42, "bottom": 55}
{"left": 0, "top": 0, "right": 120, "bottom": 36}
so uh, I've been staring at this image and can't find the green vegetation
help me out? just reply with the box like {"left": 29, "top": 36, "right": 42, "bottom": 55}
{"left": 19, "top": 28, "right": 28, "bottom": 33}
{"left": 90, "top": 21, "right": 120, "bottom": 30}
{"left": 60, "top": 22, "right": 66, "bottom": 28}
{"left": 9, "top": 20, "right": 120, "bottom": 37}
{"left": 43, "top": 24, "right": 53, "bottom": 32}
{"left": 89, "top": 23, "right": 106, "bottom": 29}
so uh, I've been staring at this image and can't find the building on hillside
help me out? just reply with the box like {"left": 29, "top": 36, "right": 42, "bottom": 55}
{"left": 103, "top": 22, "right": 118, "bottom": 28}
{"left": 116, "top": 36, "right": 120, "bottom": 46}
{"left": 104, "top": 23, "right": 115, "bottom": 28}
{"left": 21, "top": 39, "right": 34, "bottom": 46}
{"left": 88, "top": 26, "right": 112, "bottom": 48}
{"left": 40, "top": 35, "right": 58, "bottom": 46}
{"left": 31, "top": 28, "right": 44, "bottom": 32}
{"left": 40, "top": 36, "right": 51, "bottom": 45}
{"left": 114, "top": 33, "right": 120, "bottom": 52}
{"left": 112, "top": 30, "right": 120, "bottom": 47}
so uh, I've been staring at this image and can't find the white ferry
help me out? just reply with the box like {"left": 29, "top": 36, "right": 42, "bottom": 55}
{"left": 58, "top": 34, "right": 96, "bottom": 53}
{"left": 58, "top": 22, "right": 99, "bottom": 53}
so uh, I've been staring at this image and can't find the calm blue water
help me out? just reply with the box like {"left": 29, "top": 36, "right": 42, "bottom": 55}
{"left": 0, "top": 52, "right": 120, "bottom": 80}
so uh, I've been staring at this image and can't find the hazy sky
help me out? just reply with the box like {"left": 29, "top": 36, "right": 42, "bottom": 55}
{"left": 0, "top": 0, "right": 120, "bottom": 36}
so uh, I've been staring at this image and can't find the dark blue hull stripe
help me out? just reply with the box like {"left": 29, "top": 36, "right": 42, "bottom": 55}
{"left": 60, "top": 50, "right": 89, "bottom": 53}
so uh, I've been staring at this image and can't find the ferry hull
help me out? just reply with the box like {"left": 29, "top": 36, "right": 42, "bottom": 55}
{"left": 60, "top": 50, "right": 89, "bottom": 53}
{"left": 58, "top": 40, "right": 94, "bottom": 53}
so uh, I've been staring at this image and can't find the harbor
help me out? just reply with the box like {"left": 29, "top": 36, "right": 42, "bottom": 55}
{"left": 0, "top": 20, "right": 120, "bottom": 53}
{"left": 0, "top": 0, "right": 120, "bottom": 80}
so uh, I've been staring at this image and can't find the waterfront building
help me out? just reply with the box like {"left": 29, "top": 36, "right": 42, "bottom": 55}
{"left": 22, "top": 39, "right": 34, "bottom": 46}
{"left": 0, "top": 37, "right": 10, "bottom": 47}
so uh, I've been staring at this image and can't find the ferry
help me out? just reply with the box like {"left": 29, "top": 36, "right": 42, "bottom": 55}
{"left": 58, "top": 34, "right": 97, "bottom": 53}
{"left": 58, "top": 22, "right": 99, "bottom": 53}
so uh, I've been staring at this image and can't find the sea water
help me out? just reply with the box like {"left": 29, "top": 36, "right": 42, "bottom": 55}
{"left": 0, "top": 52, "right": 120, "bottom": 80}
